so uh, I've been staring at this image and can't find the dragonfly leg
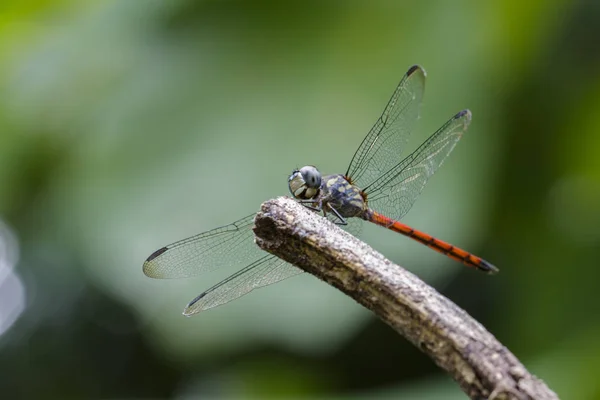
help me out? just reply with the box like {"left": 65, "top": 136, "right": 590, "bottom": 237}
{"left": 328, "top": 205, "right": 348, "bottom": 225}
{"left": 298, "top": 199, "right": 322, "bottom": 212}
{"left": 297, "top": 199, "right": 347, "bottom": 225}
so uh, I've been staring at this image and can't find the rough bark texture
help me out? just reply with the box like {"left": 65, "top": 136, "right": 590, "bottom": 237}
{"left": 253, "top": 197, "right": 559, "bottom": 400}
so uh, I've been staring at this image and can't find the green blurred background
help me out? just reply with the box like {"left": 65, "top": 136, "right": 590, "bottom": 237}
{"left": 1, "top": 0, "right": 599, "bottom": 399}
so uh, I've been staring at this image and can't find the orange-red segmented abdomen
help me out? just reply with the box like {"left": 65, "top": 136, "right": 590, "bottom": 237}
{"left": 367, "top": 211, "right": 498, "bottom": 274}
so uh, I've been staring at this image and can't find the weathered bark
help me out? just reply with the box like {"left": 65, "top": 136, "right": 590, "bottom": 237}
{"left": 253, "top": 197, "right": 558, "bottom": 400}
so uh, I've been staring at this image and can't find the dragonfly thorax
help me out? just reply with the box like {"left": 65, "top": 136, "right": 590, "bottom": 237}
{"left": 320, "top": 174, "right": 367, "bottom": 218}
{"left": 288, "top": 165, "right": 322, "bottom": 200}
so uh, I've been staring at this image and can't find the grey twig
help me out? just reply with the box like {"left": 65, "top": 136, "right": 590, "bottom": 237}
{"left": 253, "top": 197, "right": 558, "bottom": 400}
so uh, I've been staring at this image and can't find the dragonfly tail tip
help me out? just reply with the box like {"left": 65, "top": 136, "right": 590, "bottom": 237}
{"left": 479, "top": 260, "right": 499, "bottom": 274}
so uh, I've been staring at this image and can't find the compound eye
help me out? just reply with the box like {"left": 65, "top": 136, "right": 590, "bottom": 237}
{"left": 300, "top": 166, "right": 321, "bottom": 188}
{"left": 288, "top": 169, "right": 299, "bottom": 182}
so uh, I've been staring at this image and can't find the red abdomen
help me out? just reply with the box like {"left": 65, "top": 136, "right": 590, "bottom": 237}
{"left": 367, "top": 211, "right": 497, "bottom": 274}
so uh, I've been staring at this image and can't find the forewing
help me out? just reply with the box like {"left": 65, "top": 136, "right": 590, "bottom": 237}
{"left": 345, "top": 65, "right": 426, "bottom": 188}
{"left": 143, "top": 214, "right": 258, "bottom": 279}
{"left": 366, "top": 110, "right": 472, "bottom": 219}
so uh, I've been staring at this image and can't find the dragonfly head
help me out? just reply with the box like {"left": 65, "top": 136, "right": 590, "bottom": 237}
{"left": 288, "top": 165, "right": 321, "bottom": 200}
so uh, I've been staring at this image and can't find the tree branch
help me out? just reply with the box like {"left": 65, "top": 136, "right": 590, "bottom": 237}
{"left": 253, "top": 197, "right": 558, "bottom": 400}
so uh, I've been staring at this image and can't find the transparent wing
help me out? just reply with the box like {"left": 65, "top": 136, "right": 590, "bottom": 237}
{"left": 183, "top": 255, "right": 302, "bottom": 315}
{"left": 143, "top": 213, "right": 303, "bottom": 314}
{"left": 143, "top": 214, "right": 259, "bottom": 279}
{"left": 365, "top": 110, "right": 472, "bottom": 219}
{"left": 345, "top": 65, "right": 426, "bottom": 188}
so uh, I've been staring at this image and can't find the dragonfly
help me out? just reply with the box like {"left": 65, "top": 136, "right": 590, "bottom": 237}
{"left": 143, "top": 65, "right": 497, "bottom": 316}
